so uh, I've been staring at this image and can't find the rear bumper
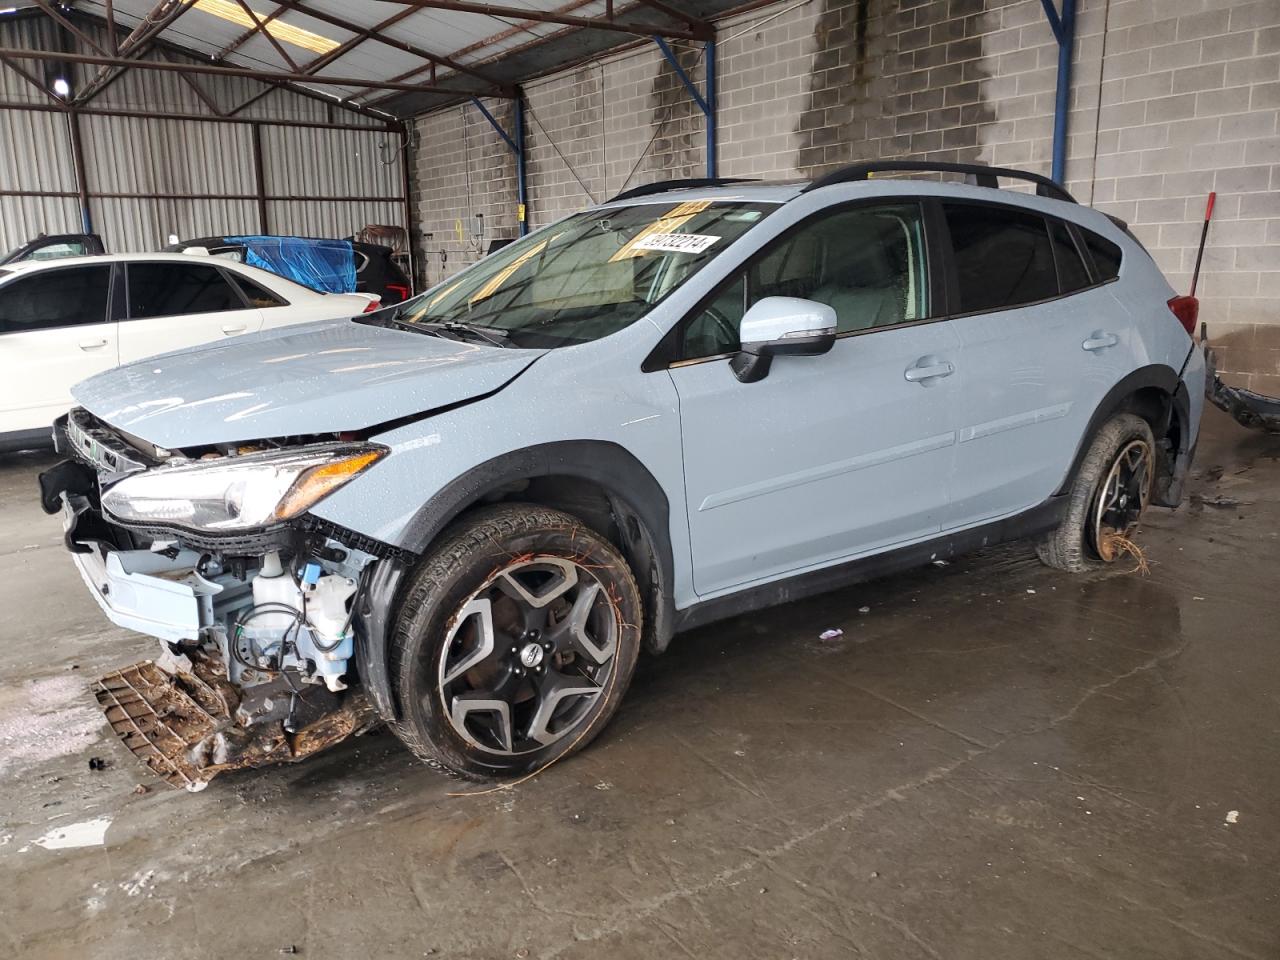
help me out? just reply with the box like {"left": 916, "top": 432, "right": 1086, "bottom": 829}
{"left": 1205, "top": 348, "right": 1280, "bottom": 432}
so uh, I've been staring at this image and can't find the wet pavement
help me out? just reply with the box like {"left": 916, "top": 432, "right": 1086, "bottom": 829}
{"left": 1, "top": 406, "right": 1277, "bottom": 960}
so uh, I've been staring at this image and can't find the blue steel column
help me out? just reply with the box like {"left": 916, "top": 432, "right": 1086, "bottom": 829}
{"left": 653, "top": 36, "right": 717, "bottom": 180}
{"left": 1040, "top": 0, "right": 1077, "bottom": 185}
{"left": 514, "top": 88, "right": 528, "bottom": 236}
{"left": 705, "top": 39, "right": 717, "bottom": 179}
{"left": 470, "top": 95, "right": 526, "bottom": 237}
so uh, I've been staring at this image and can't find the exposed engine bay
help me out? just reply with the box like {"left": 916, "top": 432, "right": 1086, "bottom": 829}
{"left": 41, "top": 408, "right": 396, "bottom": 790}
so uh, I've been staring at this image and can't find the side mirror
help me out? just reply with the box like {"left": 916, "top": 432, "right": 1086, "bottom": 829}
{"left": 730, "top": 296, "right": 837, "bottom": 383}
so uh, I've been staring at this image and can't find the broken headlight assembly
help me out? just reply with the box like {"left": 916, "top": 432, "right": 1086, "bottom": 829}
{"left": 100, "top": 443, "right": 386, "bottom": 533}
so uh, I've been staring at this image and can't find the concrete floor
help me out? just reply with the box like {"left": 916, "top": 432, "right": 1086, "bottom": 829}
{"left": 1, "top": 407, "right": 1277, "bottom": 960}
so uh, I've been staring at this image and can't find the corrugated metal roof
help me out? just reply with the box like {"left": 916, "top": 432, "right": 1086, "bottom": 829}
{"left": 1, "top": 10, "right": 406, "bottom": 253}
{"left": 56, "top": 1, "right": 748, "bottom": 119}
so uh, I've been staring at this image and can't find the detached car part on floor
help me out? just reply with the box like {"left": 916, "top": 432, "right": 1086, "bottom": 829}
{"left": 40, "top": 162, "right": 1205, "bottom": 788}
{"left": 1202, "top": 330, "right": 1280, "bottom": 433}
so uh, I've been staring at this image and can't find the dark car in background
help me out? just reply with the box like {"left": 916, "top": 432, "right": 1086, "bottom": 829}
{"left": 167, "top": 234, "right": 412, "bottom": 305}
{"left": 1, "top": 233, "right": 106, "bottom": 265}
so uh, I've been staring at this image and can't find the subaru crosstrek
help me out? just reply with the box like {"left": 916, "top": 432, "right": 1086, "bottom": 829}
{"left": 40, "top": 162, "right": 1205, "bottom": 787}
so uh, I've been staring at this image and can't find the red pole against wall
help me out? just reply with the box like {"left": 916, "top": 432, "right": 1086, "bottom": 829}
{"left": 1190, "top": 191, "right": 1215, "bottom": 298}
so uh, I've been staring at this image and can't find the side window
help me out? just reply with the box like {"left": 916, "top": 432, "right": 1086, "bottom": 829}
{"left": 25, "top": 241, "right": 87, "bottom": 262}
{"left": 0, "top": 265, "right": 111, "bottom": 334}
{"left": 943, "top": 203, "right": 1057, "bottom": 313}
{"left": 1048, "top": 220, "right": 1092, "bottom": 293}
{"left": 228, "top": 272, "right": 288, "bottom": 308}
{"left": 1080, "top": 229, "right": 1122, "bottom": 282}
{"left": 680, "top": 202, "right": 930, "bottom": 359}
{"left": 127, "top": 263, "right": 245, "bottom": 319}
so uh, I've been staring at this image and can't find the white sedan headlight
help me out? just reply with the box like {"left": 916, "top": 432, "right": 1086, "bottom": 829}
{"left": 101, "top": 443, "right": 386, "bottom": 532}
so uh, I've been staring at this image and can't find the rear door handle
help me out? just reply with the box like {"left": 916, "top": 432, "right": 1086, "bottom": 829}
{"left": 78, "top": 338, "right": 108, "bottom": 351}
{"left": 1082, "top": 331, "right": 1119, "bottom": 351}
{"left": 904, "top": 359, "right": 955, "bottom": 383}
{"left": 221, "top": 324, "right": 247, "bottom": 335}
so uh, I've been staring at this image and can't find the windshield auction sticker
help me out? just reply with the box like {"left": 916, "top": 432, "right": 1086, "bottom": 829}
{"left": 631, "top": 233, "right": 721, "bottom": 254}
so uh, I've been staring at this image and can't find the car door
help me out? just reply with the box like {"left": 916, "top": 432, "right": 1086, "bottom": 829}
{"left": 0, "top": 263, "right": 118, "bottom": 435}
{"left": 118, "top": 260, "right": 263, "bottom": 363}
{"left": 939, "top": 201, "right": 1137, "bottom": 529}
{"left": 667, "top": 200, "right": 961, "bottom": 597}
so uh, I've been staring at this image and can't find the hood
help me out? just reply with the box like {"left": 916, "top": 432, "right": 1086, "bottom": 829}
{"left": 72, "top": 318, "right": 545, "bottom": 449}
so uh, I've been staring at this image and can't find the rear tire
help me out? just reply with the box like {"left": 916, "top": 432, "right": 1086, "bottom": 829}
{"left": 388, "top": 504, "right": 642, "bottom": 780}
{"left": 1037, "top": 413, "right": 1156, "bottom": 573}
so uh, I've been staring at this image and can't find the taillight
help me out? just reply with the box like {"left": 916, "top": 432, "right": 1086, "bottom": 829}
{"left": 385, "top": 284, "right": 410, "bottom": 303}
{"left": 362, "top": 297, "right": 382, "bottom": 314}
{"left": 1167, "top": 295, "right": 1199, "bottom": 336}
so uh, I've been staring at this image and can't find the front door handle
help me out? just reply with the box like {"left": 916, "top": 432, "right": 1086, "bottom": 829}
{"left": 904, "top": 359, "right": 955, "bottom": 383}
{"left": 221, "top": 324, "right": 247, "bottom": 335}
{"left": 78, "top": 338, "right": 108, "bottom": 351}
{"left": 1082, "top": 331, "right": 1119, "bottom": 352}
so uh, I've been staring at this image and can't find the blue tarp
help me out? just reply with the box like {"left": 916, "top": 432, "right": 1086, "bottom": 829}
{"left": 223, "top": 236, "right": 357, "bottom": 294}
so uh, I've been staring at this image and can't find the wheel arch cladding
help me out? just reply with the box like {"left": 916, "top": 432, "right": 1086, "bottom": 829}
{"left": 1058, "top": 364, "right": 1184, "bottom": 502}
{"left": 400, "top": 440, "right": 678, "bottom": 656}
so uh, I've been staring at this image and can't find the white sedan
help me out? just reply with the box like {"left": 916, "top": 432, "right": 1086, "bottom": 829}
{"left": 0, "top": 252, "right": 379, "bottom": 451}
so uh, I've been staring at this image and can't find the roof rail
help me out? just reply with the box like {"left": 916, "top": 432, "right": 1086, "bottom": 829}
{"left": 608, "top": 177, "right": 759, "bottom": 203}
{"left": 802, "top": 161, "right": 1076, "bottom": 203}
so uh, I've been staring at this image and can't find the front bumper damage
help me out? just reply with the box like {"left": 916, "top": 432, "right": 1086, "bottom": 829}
{"left": 95, "top": 658, "right": 375, "bottom": 791}
{"left": 41, "top": 411, "right": 399, "bottom": 790}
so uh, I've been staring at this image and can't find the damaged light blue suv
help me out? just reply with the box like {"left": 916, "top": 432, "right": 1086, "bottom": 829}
{"left": 41, "top": 162, "right": 1205, "bottom": 787}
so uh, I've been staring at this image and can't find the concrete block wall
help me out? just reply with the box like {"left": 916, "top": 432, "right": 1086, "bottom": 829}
{"left": 411, "top": 0, "right": 1279, "bottom": 381}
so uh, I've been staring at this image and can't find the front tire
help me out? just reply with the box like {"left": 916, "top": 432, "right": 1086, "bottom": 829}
{"left": 388, "top": 504, "right": 642, "bottom": 780}
{"left": 1037, "top": 413, "right": 1156, "bottom": 573}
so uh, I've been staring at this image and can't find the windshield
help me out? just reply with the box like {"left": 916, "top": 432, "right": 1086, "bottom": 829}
{"left": 390, "top": 201, "right": 774, "bottom": 348}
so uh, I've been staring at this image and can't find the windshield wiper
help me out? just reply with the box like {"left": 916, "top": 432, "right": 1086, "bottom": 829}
{"left": 421, "top": 320, "right": 511, "bottom": 348}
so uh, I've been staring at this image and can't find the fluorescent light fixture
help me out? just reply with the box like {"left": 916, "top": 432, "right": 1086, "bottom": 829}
{"left": 190, "top": 0, "right": 339, "bottom": 55}
{"left": 51, "top": 77, "right": 70, "bottom": 97}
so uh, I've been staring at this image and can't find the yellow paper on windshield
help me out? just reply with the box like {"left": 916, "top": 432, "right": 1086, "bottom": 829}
{"left": 609, "top": 200, "right": 713, "bottom": 262}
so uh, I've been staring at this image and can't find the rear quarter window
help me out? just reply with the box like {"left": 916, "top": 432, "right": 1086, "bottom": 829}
{"left": 1079, "top": 229, "right": 1123, "bottom": 282}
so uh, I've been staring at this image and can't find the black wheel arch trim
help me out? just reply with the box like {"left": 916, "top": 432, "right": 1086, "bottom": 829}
{"left": 359, "top": 441, "right": 678, "bottom": 721}
{"left": 1057, "top": 363, "right": 1184, "bottom": 502}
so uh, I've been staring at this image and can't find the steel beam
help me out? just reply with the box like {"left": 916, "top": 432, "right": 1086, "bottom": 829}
{"left": 233, "top": 0, "right": 301, "bottom": 72}
{"left": 1040, "top": 0, "right": 1076, "bottom": 185}
{"left": 0, "top": 47, "right": 485, "bottom": 94}
{"left": 160, "top": 51, "right": 225, "bottom": 116}
{"left": 0, "top": 98, "right": 399, "bottom": 132}
{"left": 29, "top": 0, "right": 113, "bottom": 58}
{"left": 470, "top": 94, "right": 529, "bottom": 236}
{"left": 75, "top": 0, "right": 196, "bottom": 104}
{"left": 654, "top": 36, "right": 717, "bottom": 178}
{"left": 272, "top": 1, "right": 507, "bottom": 90}
{"left": 0, "top": 188, "right": 405, "bottom": 202}
{"left": 632, "top": 0, "right": 713, "bottom": 33}
{"left": 0, "top": 53, "right": 65, "bottom": 103}
{"left": 298, "top": 7, "right": 418, "bottom": 76}
{"left": 215, "top": 3, "right": 289, "bottom": 61}
{"left": 67, "top": 109, "right": 93, "bottom": 233}
{"left": 377, "top": 1, "right": 713, "bottom": 42}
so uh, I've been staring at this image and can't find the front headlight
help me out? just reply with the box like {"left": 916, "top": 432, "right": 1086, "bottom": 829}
{"left": 101, "top": 443, "right": 386, "bottom": 532}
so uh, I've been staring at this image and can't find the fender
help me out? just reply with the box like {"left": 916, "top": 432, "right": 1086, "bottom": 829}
{"left": 358, "top": 441, "right": 678, "bottom": 721}
{"left": 1056, "top": 364, "right": 1180, "bottom": 499}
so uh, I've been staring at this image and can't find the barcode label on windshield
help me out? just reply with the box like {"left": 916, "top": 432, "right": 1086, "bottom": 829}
{"left": 632, "top": 233, "right": 721, "bottom": 254}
